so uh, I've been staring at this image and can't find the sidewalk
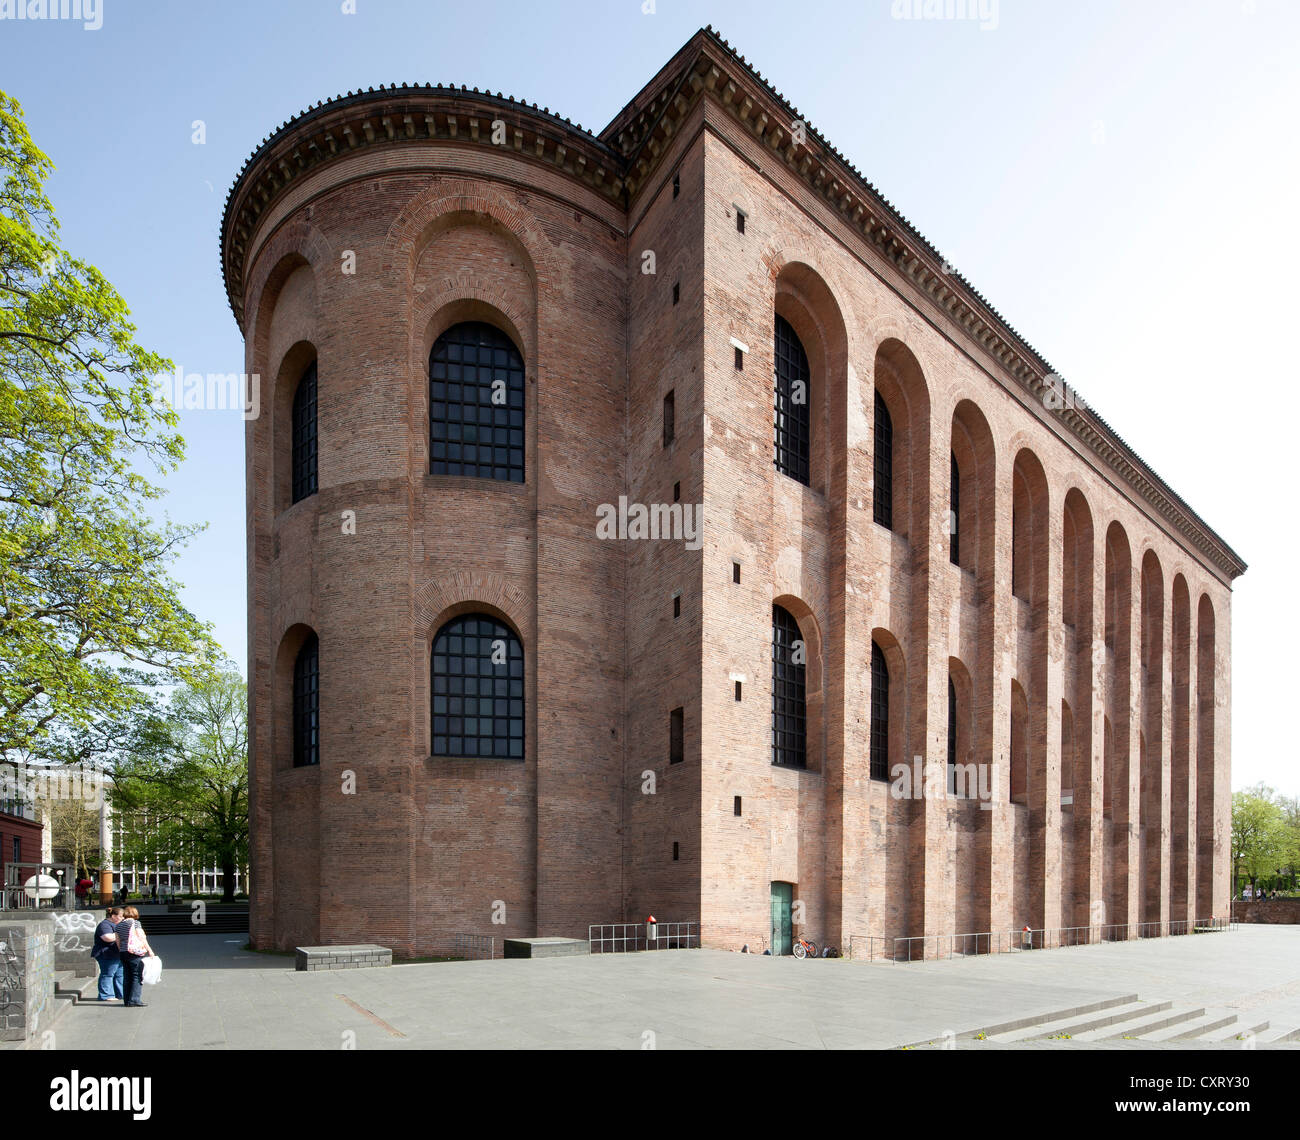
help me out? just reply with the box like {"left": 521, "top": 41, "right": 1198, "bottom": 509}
{"left": 35, "top": 924, "right": 1300, "bottom": 1050}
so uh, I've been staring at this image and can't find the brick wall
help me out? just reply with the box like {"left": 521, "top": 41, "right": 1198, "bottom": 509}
{"left": 1232, "top": 899, "right": 1300, "bottom": 924}
{"left": 225, "top": 35, "right": 1238, "bottom": 957}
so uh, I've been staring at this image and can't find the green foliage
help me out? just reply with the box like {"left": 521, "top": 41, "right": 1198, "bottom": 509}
{"left": 109, "top": 666, "right": 248, "bottom": 901}
{"left": 0, "top": 89, "right": 216, "bottom": 760}
{"left": 1231, "top": 785, "right": 1297, "bottom": 888}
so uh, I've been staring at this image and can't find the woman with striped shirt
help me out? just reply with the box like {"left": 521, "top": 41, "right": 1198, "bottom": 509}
{"left": 113, "top": 906, "right": 156, "bottom": 1008}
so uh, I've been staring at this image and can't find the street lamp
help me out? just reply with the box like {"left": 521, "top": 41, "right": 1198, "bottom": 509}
{"left": 166, "top": 859, "right": 175, "bottom": 901}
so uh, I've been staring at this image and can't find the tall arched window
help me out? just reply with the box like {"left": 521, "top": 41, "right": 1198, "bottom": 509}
{"left": 870, "top": 641, "right": 890, "bottom": 780}
{"left": 431, "top": 613, "right": 524, "bottom": 758}
{"left": 949, "top": 452, "right": 960, "bottom": 565}
{"left": 430, "top": 322, "right": 525, "bottom": 482}
{"left": 773, "top": 315, "right": 810, "bottom": 486}
{"left": 771, "top": 604, "right": 806, "bottom": 768}
{"left": 292, "top": 633, "right": 319, "bottom": 767}
{"left": 873, "top": 392, "right": 893, "bottom": 529}
{"left": 947, "top": 677, "right": 958, "bottom": 794}
{"left": 291, "top": 361, "right": 318, "bottom": 503}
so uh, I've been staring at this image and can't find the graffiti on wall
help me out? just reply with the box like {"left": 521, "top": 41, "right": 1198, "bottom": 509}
{"left": 52, "top": 910, "right": 96, "bottom": 953}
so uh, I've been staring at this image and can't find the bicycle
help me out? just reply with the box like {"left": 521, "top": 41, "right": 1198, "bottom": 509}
{"left": 792, "top": 935, "right": 818, "bottom": 959}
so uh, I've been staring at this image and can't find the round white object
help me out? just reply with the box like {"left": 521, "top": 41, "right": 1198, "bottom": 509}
{"left": 23, "top": 874, "right": 59, "bottom": 901}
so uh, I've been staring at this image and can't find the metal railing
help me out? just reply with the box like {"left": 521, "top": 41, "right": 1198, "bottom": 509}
{"left": 847, "top": 916, "right": 1233, "bottom": 962}
{"left": 1, "top": 862, "right": 75, "bottom": 910}
{"left": 452, "top": 933, "right": 496, "bottom": 960}
{"left": 588, "top": 921, "right": 700, "bottom": 953}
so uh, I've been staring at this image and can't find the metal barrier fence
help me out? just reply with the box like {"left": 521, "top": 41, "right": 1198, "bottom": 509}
{"left": 453, "top": 934, "right": 496, "bottom": 960}
{"left": 588, "top": 922, "right": 700, "bottom": 953}
{"left": 1, "top": 862, "right": 75, "bottom": 910}
{"left": 847, "top": 916, "right": 1233, "bottom": 962}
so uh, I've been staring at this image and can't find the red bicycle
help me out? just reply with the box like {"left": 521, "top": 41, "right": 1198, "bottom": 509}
{"left": 792, "top": 935, "right": 818, "bottom": 959}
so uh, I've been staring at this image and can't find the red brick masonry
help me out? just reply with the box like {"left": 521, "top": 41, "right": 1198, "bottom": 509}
{"left": 221, "top": 29, "right": 1242, "bottom": 957}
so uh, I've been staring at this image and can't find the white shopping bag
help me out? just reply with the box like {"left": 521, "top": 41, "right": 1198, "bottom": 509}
{"left": 141, "top": 956, "right": 163, "bottom": 985}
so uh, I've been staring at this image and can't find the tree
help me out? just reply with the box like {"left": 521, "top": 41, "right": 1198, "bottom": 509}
{"left": 109, "top": 667, "right": 248, "bottom": 902}
{"left": 0, "top": 89, "right": 216, "bottom": 763}
{"left": 37, "top": 792, "right": 101, "bottom": 879}
{"left": 1231, "top": 785, "right": 1289, "bottom": 894}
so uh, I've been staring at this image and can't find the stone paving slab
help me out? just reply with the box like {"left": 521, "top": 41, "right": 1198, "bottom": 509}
{"left": 28, "top": 925, "right": 1300, "bottom": 1050}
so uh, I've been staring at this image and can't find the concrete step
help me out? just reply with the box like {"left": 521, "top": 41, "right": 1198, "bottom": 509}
{"left": 1251, "top": 1024, "right": 1300, "bottom": 1045}
{"left": 62, "top": 975, "right": 98, "bottom": 1004}
{"left": 53, "top": 971, "right": 98, "bottom": 1005}
{"left": 1202, "top": 1019, "right": 1269, "bottom": 1043}
{"left": 144, "top": 914, "right": 249, "bottom": 935}
{"left": 962, "top": 993, "right": 1139, "bottom": 1042}
{"left": 1072, "top": 1004, "right": 1206, "bottom": 1041}
{"left": 989, "top": 999, "right": 1168, "bottom": 1043}
{"left": 1141, "top": 1011, "right": 1239, "bottom": 1042}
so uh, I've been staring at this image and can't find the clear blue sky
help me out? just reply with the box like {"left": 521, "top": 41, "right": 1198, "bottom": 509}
{"left": 3, "top": 0, "right": 1296, "bottom": 792}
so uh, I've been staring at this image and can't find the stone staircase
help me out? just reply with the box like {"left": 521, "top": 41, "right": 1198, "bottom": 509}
{"left": 141, "top": 908, "right": 249, "bottom": 936}
{"left": 906, "top": 993, "right": 1300, "bottom": 1047}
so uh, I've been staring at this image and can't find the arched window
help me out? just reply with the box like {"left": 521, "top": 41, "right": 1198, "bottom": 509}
{"left": 873, "top": 392, "right": 893, "bottom": 529}
{"left": 949, "top": 452, "right": 960, "bottom": 566}
{"left": 430, "top": 322, "right": 525, "bottom": 482}
{"left": 773, "top": 315, "right": 810, "bottom": 486}
{"left": 431, "top": 613, "right": 524, "bottom": 758}
{"left": 947, "top": 677, "right": 958, "bottom": 794}
{"left": 292, "top": 633, "right": 319, "bottom": 767}
{"left": 870, "top": 641, "right": 890, "bottom": 780}
{"left": 291, "top": 361, "right": 318, "bottom": 503}
{"left": 771, "top": 604, "right": 806, "bottom": 768}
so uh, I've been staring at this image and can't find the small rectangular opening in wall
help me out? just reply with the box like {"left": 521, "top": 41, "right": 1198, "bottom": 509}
{"left": 670, "top": 706, "right": 683, "bottom": 764}
{"left": 730, "top": 337, "right": 747, "bottom": 371}
{"left": 673, "top": 593, "right": 681, "bottom": 619}
{"left": 734, "top": 796, "right": 742, "bottom": 816}
{"left": 672, "top": 842, "right": 679, "bottom": 862}
{"left": 734, "top": 680, "right": 742, "bottom": 701}
{"left": 663, "top": 390, "right": 675, "bottom": 448}
{"left": 673, "top": 171, "right": 680, "bottom": 199}
{"left": 672, "top": 281, "right": 680, "bottom": 305}
{"left": 732, "top": 561, "right": 741, "bottom": 584}
{"left": 673, "top": 481, "right": 680, "bottom": 502}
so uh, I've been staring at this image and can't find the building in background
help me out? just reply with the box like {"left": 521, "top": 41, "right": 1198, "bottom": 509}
{"left": 222, "top": 27, "right": 1244, "bottom": 957}
{"left": 0, "top": 787, "right": 43, "bottom": 907}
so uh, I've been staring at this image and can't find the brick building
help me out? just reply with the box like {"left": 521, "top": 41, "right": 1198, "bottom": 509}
{"left": 222, "top": 28, "right": 1245, "bottom": 957}
{"left": 0, "top": 798, "right": 43, "bottom": 909}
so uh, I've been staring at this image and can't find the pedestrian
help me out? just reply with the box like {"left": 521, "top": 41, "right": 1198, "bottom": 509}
{"left": 92, "top": 906, "right": 124, "bottom": 1002}
{"left": 113, "top": 905, "right": 156, "bottom": 1008}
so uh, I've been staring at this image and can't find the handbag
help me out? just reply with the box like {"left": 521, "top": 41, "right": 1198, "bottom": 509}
{"left": 141, "top": 955, "right": 162, "bottom": 985}
{"left": 126, "top": 922, "right": 148, "bottom": 956}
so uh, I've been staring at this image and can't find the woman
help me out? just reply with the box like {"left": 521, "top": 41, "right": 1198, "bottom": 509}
{"left": 113, "top": 905, "right": 156, "bottom": 1008}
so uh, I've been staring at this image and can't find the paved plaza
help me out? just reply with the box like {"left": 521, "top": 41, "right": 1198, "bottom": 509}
{"left": 35, "top": 925, "right": 1300, "bottom": 1050}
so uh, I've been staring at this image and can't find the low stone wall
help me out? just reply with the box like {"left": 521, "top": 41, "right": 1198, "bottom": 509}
{"left": 0, "top": 920, "right": 54, "bottom": 1043}
{"left": 295, "top": 944, "right": 392, "bottom": 971}
{"left": 15, "top": 910, "right": 99, "bottom": 977}
{"left": 1232, "top": 898, "right": 1300, "bottom": 924}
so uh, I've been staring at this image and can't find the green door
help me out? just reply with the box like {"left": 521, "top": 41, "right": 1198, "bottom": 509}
{"left": 770, "top": 881, "right": 793, "bottom": 956}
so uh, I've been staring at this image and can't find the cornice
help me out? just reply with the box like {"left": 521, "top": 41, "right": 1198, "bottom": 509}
{"left": 606, "top": 28, "right": 1246, "bottom": 582}
{"left": 218, "top": 28, "right": 1246, "bottom": 583}
{"left": 220, "top": 86, "right": 626, "bottom": 331}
